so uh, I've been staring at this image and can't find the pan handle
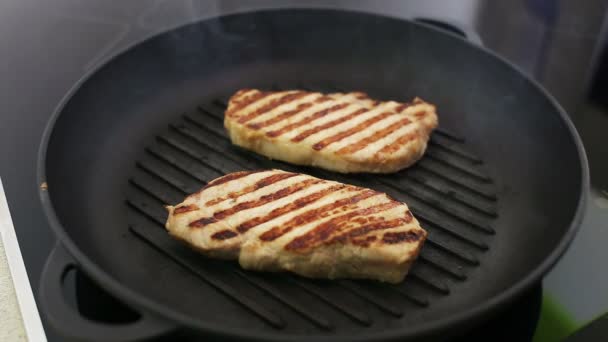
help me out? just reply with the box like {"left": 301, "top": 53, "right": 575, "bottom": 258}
{"left": 39, "top": 242, "right": 177, "bottom": 341}
{"left": 413, "top": 18, "right": 484, "bottom": 46}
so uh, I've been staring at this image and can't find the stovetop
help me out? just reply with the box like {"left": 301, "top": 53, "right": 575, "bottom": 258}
{"left": 0, "top": 1, "right": 606, "bottom": 341}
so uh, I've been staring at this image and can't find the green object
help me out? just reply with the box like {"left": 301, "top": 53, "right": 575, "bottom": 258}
{"left": 533, "top": 294, "right": 579, "bottom": 342}
{"left": 563, "top": 311, "right": 608, "bottom": 341}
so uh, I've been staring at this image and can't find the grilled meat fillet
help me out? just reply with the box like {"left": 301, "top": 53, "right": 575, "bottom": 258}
{"left": 165, "top": 169, "right": 427, "bottom": 283}
{"left": 224, "top": 89, "right": 438, "bottom": 173}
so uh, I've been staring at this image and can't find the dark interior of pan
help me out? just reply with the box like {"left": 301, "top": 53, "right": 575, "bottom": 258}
{"left": 41, "top": 9, "right": 586, "bottom": 341}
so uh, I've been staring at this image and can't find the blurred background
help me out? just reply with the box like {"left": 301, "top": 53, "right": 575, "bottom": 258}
{"left": 0, "top": 1, "right": 607, "bottom": 341}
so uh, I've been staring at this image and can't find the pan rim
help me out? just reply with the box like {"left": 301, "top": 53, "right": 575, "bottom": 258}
{"left": 37, "top": 8, "right": 589, "bottom": 341}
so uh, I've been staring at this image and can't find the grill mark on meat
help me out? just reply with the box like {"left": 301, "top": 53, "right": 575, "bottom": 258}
{"left": 213, "top": 178, "right": 321, "bottom": 220}
{"left": 247, "top": 102, "right": 314, "bottom": 130}
{"left": 328, "top": 218, "right": 407, "bottom": 246}
{"left": 267, "top": 103, "right": 350, "bottom": 138}
{"left": 355, "top": 92, "right": 369, "bottom": 100}
{"left": 189, "top": 217, "right": 217, "bottom": 228}
{"left": 173, "top": 204, "right": 199, "bottom": 215}
{"left": 315, "top": 96, "right": 332, "bottom": 103}
{"left": 211, "top": 229, "right": 238, "bottom": 240}
{"left": 189, "top": 178, "right": 321, "bottom": 229}
{"left": 205, "top": 172, "right": 298, "bottom": 206}
{"left": 285, "top": 201, "right": 401, "bottom": 251}
{"left": 413, "top": 110, "right": 427, "bottom": 118}
{"left": 203, "top": 170, "right": 265, "bottom": 190}
{"left": 290, "top": 107, "right": 367, "bottom": 142}
{"left": 382, "top": 230, "right": 424, "bottom": 244}
{"left": 237, "top": 92, "right": 308, "bottom": 124}
{"left": 236, "top": 184, "right": 347, "bottom": 233}
{"left": 375, "top": 131, "right": 420, "bottom": 156}
{"left": 404, "top": 210, "right": 413, "bottom": 223}
{"left": 231, "top": 89, "right": 250, "bottom": 98}
{"left": 312, "top": 111, "right": 395, "bottom": 150}
{"left": 259, "top": 189, "right": 380, "bottom": 241}
{"left": 351, "top": 235, "right": 377, "bottom": 247}
{"left": 226, "top": 91, "right": 272, "bottom": 117}
{"left": 394, "top": 102, "right": 413, "bottom": 113}
{"left": 336, "top": 117, "right": 412, "bottom": 155}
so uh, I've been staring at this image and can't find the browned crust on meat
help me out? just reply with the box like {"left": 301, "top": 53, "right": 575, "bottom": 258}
{"left": 236, "top": 184, "right": 347, "bottom": 233}
{"left": 189, "top": 178, "right": 322, "bottom": 228}
{"left": 355, "top": 92, "right": 370, "bottom": 99}
{"left": 205, "top": 172, "right": 298, "bottom": 206}
{"left": 394, "top": 103, "right": 412, "bottom": 113}
{"left": 211, "top": 230, "right": 239, "bottom": 240}
{"left": 173, "top": 204, "right": 199, "bottom": 215}
{"left": 237, "top": 92, "right": 308, "bottom": 124}
{"left": 312, "top": 111, "right": 395, "bottom": 150}
{"left": 382, "top": 230, "right": 424, "bottom": 244}
{"left": 231, "top": 89, "right": 251, "bottom": 98}
{"left": 284, "top": 201, "right": 401, "bottom": 251}
{"left": 247, "top": 102, "right": 314, "bottom": 130}
{"left": 226, "top": 90, "right": 272, "bottom": 117}
{"left": 351, "top": 235, "right": 377, "bottom": 247}
{"left": 203, "top": 170, "right": 265, "bottom": 190}
{"left": 336, "top": 117, "right": 412, "bottom": 155}
{"left": 375, "top": 131, "right": 420, "bottom": 156}
{"left": 258, "top": 189, "right": 379, "bottom": 241}
{"left": 414, "top": 111, "right": 427, "bottom": 118}
{"left": 267, "top": 103, "right": 350, "bottom": 138}
{"left": 327, "top": 217, "right": 409, "bottom": 245}
{"left": 290, "top": 107, "right": 367, "bottom": 142}
{"left": 189, "top": 217, "right": 218, "bottom": 228}
{"left": 403, "top": 210, "right": 413, "bottom": 223}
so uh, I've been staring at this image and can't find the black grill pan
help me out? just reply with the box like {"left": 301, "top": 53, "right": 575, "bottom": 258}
{"left": 37, "top": 9, "right": 587, "bottom": 341}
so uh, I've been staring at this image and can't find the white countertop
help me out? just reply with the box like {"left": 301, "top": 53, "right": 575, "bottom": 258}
{"left": 0, "top": 235, "right": 27, "bottom": 342}
{"left": 0, "top": 179, "right": 46, "bottom": 342}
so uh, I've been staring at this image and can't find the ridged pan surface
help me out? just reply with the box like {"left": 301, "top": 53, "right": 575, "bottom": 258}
{"left": 127, "top": 86, "right": 499, "bottom": 333}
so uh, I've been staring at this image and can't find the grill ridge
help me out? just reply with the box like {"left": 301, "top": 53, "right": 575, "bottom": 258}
{"left": 231, "top": 270, "right": 334, "bottom": 330}
{"left": 425, "top": 239, "right": 480, "bottom": 265}
{"left": 426, "top": 151, "right": 492, "bottom": 183}
{"left": 284, "top": 277, "right": 372, "bottom": 326}
{"left": 417, "top": 161, "right": 497, "bottom": 199}
{"left": 129, "top": 224, "right": 286, "bottom": 328}
{"left": 148, "top": 142, "right": 221, "bottom": 182}
{"left": 408, "top": 271, "right": 450, "bottom": 294}
{"left": 429, "top": 137, "right": 482, "bottom": 164}
{"left": 418, "top": 217, "right": 489, "bottom": 250}
{"left": 336, "top": 281, "right": 404, "bottom": 317}
{"left": 404, "top": 172, "right": 497, "bottom": 216}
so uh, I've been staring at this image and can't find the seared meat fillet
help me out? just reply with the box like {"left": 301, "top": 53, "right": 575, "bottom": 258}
{"left": 165, "top": 170, "right": 427, "bottom": 283}
{"left": 224, "top": 89, "right": 438, "bottom": 173}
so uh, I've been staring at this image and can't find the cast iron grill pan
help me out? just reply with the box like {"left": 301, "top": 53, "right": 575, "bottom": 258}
{"left": 38, "top": 9, "right": 586, "bottom": 342}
